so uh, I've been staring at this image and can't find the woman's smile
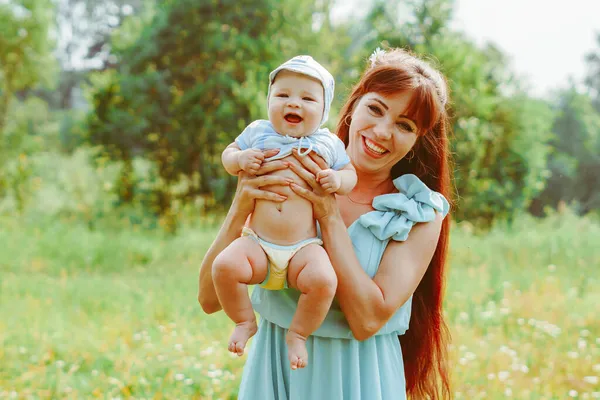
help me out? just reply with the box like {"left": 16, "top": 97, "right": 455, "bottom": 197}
{"left": 362, "top": 135, "right": 388, "bottom": 157}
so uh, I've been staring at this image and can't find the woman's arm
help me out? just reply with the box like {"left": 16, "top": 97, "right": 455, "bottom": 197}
{"left": 198, "top": 154, "right": 290, "bottom": 313}
{"left": 198, "top": 205, "right": 248, "bottom": 314}
{"left": 288, "top": 151, "right": 442, "bottom": 340}
{"left": 319, "top": 211, "right": 442, "bottom": 340}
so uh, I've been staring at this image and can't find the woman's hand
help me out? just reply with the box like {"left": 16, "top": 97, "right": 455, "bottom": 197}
{"left": 231, "top": 149, "right": 292, "bottom": 218}
{"left": 198, "top": 148, "right": 290, "bottom": 314}
{"left": 287, "top": 148, "right": 341, "bottom": 222}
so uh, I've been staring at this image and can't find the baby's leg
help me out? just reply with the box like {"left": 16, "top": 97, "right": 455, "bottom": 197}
{"left": 286, "top": 244, "right": 337, "bottom": 370}
{"left": 212, "top": 236, "right": 267, "bottom": 356}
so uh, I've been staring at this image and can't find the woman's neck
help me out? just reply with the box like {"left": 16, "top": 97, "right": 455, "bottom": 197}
{"left": 350, "top": 170, "right": 395, "bottom": 199}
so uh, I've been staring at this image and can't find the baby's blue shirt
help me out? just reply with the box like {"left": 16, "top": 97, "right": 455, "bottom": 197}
{"left": 235, "top": 120, "right": 351, "bottom": 170}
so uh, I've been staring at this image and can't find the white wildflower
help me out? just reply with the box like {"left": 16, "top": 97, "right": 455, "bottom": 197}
{"left": 200, "top": 346, "right": 214, "bottom": 357}
{"left": 369, "top": 47, "right": 386, "bottom": 66}
{"left": 207, "top": 369, "right": 223, "bottom": 378}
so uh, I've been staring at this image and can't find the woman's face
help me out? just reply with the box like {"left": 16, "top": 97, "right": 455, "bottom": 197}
{"left": 346, "top": 92, "right": 419, "bottom": 176}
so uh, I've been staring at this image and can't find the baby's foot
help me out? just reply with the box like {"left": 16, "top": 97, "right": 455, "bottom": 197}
{"left": 228, "top": 320, "right": 258, "bottom": 356}
{"left": 286, "top": 330, "right": 308, "bottom": 370}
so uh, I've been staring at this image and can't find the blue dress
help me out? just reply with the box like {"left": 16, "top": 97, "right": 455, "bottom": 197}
{"left": 238, "top": 174, "right": 450, "bottom": 400}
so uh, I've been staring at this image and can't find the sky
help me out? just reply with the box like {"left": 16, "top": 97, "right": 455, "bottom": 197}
{"left": 452, "top": 0, "right": 599, "bottom": 97}
{"left": 335, "top": 0, "right": 600, "bottom": 97}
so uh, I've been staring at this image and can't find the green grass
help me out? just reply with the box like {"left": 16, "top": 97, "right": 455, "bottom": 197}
{"left": 1, "top": 211, "right": 599, "bottom": 399}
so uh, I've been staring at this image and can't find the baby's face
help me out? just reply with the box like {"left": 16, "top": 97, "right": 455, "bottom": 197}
{"left": 268, "top": 70, "right": 324, "bottom": 137}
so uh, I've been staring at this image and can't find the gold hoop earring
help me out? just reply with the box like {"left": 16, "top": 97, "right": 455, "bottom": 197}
{"left": 405, "top": 149, "right": 415, "bottom": 161}
{"left": 344, "top": 114, "right": 352, "bottom": 126}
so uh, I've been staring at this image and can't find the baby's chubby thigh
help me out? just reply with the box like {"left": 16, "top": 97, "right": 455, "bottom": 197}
{"left": 287, "top": 244, "right": 337, "bottom": 298}
{"left": 212, "top": 236, "right": 268, "bottom": 285}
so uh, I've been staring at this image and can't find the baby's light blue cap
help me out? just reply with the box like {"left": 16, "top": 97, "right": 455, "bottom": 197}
{"left": 268, "top": 55, "right": 335, "bottom": 126}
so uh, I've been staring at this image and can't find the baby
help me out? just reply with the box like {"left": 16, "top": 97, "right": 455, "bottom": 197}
{"left": 213, "top": 56, "right": 357, "bottom": 370}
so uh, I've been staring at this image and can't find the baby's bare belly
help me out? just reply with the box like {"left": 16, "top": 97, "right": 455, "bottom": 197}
{"left": 248, "top": 159, "right": 317, "bottom": 245}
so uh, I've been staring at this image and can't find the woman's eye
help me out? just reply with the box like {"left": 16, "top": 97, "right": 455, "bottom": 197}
{"left": 368, "top": 105, "right": 383, "bottom": 115}
{"left": 276, "top": 94, "right": 288, "bottom": 98}
{"left": 303, "top": 97, "right": 314, "bottom": 101}
{"left": 397, "top": 122, "right": 415, "bottom": 132}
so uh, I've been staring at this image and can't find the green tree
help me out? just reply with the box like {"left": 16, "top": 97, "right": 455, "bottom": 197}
{"left": 0, "top": 0, "right": 56, "bottom": 133}
{"left": 49, "top": 0, "right": 153, "bottom": 110}
{"left": 87, "top": 0, "right": 322, "bottom": 230}
{"left": 531, "top": 36, "right": 600, "bottom": 215}
{"left": 0, "top": 0, "right": 56, "bottom": 205}
{"left": 530, "top": 89, "right": 600, "bottom": 215}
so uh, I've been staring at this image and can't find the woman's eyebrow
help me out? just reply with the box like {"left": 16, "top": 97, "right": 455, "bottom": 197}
{"left": 372, "top": 98, "right": 415, "bottom": 125}
{"left": 373, "top": 98, "right": 389, "bottom": 110}
{"left": 397, "top": 115, "right": 415, "bottom": 122}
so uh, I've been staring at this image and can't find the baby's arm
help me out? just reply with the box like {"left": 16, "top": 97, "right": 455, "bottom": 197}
{"left": 316, "top": 163, "right": 357, "bottom": 195}
{"left": 222, "top": 143, "right": 265, "bottom": 176}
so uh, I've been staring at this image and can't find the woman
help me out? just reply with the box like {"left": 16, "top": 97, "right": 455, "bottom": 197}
{"left": 198, "top": 48, "right": 453, "bottom": 399}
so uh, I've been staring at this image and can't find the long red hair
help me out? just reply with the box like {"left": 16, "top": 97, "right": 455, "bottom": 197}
{"left": 336, "top": 49, "right": 453, "bottom": 399}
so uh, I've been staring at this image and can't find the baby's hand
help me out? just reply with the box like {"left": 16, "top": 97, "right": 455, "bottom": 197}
{"left": 238, "top": 149, "right": 265, "bottom": 175}
{"left": 317, "top": 169, "right": 341, "bottom": 194}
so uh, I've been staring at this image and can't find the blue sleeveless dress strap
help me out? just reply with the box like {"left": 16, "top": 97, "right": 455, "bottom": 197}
{"left": 238, "top": 174, "right": 449, "bottom": 399}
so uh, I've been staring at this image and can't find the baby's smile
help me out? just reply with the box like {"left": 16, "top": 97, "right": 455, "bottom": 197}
{"left": 284, "top": 113, "right": 303, "bottom": 124}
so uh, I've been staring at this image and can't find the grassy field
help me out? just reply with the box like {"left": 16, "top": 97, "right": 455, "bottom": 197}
{"left": 1, "top": 211, "right": 599, "bottom": 399}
